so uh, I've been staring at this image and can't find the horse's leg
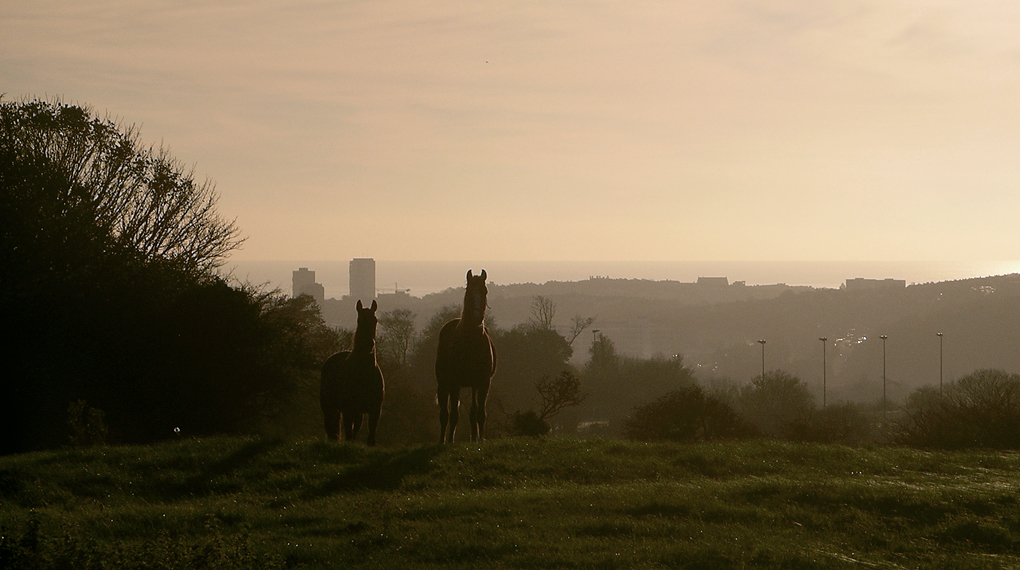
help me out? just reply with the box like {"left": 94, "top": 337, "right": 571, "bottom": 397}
{"left": 341, "top": 412, "right": 354, "bottom": 442}
{"left": 438, "top": 387, "right": 450, "bottom": 444}
{"left": 351, "top": 413, "right": 364, "bottom": 442}
{"left": 324, "top": 407, "right": 340, "bottom": 442}
{"left": 472, "top": 383, "right": 490, "bottom": 442}
{"left": 469, "top": 388, "right": 479, "bottom": 442}
{"left": 448, "top": 388, "right": 462, "bottom": 443}
{"left": 366, "top": 408, "right": 380, "bottom": 447}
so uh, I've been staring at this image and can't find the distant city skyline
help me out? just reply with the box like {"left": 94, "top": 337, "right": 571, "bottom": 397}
{"left": 7, "top": 2, "right": 1020, "bottom": 263}
{"left": 229, "top": 259, "right": 1020, "bottom": 299}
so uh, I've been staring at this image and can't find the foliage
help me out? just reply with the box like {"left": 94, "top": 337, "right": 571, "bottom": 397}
{"left": 536, "top": 370, "right": 587, "bottom": 421}
{"left": 623, "top": 384, "right": 752, "bottom": 442}
{"left": 581, "top": 336, "right": 698, "bottom": 436}
{"left": 0, "top": 98, "right": 243, "bottom": 275}
{"left": 3, "top": 437, "right": 1020, "bottom": 568}
{"left": 66, "top": 400, "right": 108, "bottom": 448}
{"left": 507, "top": 371, "right": 587, "bottom": 438}
{"left": 528, "top": 295, "right": 556, "bottom": 330}
{"left": 803, "top": 402, "right": 877, "bottom": 445}
{"left": 0, "top": 514, "right": 283, "bottom": 570}
{"left": 378, "top": 308, "right": 417, "bottom": 368}
{"left": 490, "top": 325, "right": 573, "bottom": 416}
{"left": 0, "top": 98, "right": 338, "bottom": 453}
{"left": 897, "top": 369, "right": 1020, "bottom": 449}
{"left": 509, "top": 410, "right": 550, "bottom": 437}
{"left": 738, "top": 370, "right": 816, "bottom": 439}
{"left": 565, "top": 314, "right": 597, "bottom": 346}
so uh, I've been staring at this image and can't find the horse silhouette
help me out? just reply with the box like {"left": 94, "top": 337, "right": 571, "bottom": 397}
{"left": 320, "top": 299, "right": 385, "bottom": 445}
{"left": 436, "top": 269, "right": 497, "bottom": 443}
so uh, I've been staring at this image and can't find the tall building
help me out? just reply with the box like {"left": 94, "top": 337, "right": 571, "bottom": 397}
{"left": 292, "top": 267, "right": 324, "bottom": 302}
{"left": 349, "top": 258, "right": 376, "bottom": 303}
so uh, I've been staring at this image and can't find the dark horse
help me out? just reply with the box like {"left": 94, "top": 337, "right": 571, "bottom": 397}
{"left": 436, "top": 269, "right": 497, "bottom": 443}
{"left": 320, "top": 300, "right": 385, "bottom": 445}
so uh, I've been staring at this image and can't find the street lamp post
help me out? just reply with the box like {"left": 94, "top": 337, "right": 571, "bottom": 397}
{"left": 880, "top": 334, "right": 888, "bottom": 425}
{"left": 592, "top": 329, "right": 601, "bottom": 346}
{"left": 757, "top": 339, "right": 766, "bottom": 379}
{"left": 937, "top": 332, "right": 944, "bottom": 397}
{"left": 819, "top": 337, "right": 828, "bottom": 409}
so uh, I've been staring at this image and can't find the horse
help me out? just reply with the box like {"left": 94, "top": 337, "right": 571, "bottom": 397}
{"left": 436, "top": 269, "right": 497, "bottom": 443}
{"left": 320, "top": 299, "right": 385, "bottom": 445}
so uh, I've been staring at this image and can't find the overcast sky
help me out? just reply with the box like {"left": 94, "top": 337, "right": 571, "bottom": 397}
{"left": 5, "top": 1, "right": 1019, "bottom": 264}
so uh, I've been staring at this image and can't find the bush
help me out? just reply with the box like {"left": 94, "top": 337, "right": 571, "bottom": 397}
{"left": 66, "top": 400, "right": 107, "bottom": 447}
{"left": 897, "top": 369, "right": 1020, "bottom": 449}
{"left": 623, "top": 385, "right": 752, "bottom": 442}
{"left": 0, "top": 99, "right": 343, "bottom": 452}
{"left": 511, "top": 410, "right": 550, "bottom": 437}
{"left": 802, "top": 402, "right": 876, "bottom": 445}
{"left": 737, "top": 371, "right": 815, "bottom": 439}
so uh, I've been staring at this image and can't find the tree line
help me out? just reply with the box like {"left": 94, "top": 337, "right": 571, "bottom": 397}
{"left": 0, "top": 98, "right": 340, "bottom": 454}
{"left": 5, "top": 98, "right": 1016, "bottom": 454}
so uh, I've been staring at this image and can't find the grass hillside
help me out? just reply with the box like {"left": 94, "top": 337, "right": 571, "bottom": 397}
{"left": 2, "top": 437, "right": 1020, "bottom": 569}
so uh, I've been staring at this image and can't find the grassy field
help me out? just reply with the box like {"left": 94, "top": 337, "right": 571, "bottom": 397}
{"left": 2, "top": 437, "right": 1020, "bottom": 569}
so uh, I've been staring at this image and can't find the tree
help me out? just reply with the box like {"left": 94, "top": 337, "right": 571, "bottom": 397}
{"left": 378, "top": 308, "right": 416, "bottom": 368}
{"left": 588, "top": 333, "right": 619, "bottom": 372}
{"left": 565, "top": 314, "right": 597, "bottom": 346}
{"left": 527, "top": 295, "right": 595, "bottom": 346}
{"left": 491, "top": 325, "right": 573, "bottom": 416}
{"left": 529, "top": 295, "right": 556, "bottom": 330}
{"left": 0, "top": 98, "right": 243, "bottom": 275}
{"left": 737, "top": 370, "right": 816, "bottom": 439}
{"left": 0, "top": 98, "right": 347, "bottom": 453}
{"left": 511, "top": 369, "right": 588, "bottom": 437}
{"left": 898, "top": 369, "right": 1020, "bottom": 449}
{"left": 623, "top": 385, "right": 751, "bottom": 442}
{"left": 536, "top": 370, "right": 588, "bottom": 422}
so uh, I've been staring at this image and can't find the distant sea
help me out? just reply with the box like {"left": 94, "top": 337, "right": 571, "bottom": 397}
{"left": 221, "top": 260, "right": 1020, "bottom": 299}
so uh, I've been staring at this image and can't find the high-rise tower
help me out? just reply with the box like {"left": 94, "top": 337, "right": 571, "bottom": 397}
{"left": 292, "top": 267, "right": 324, "bottom": 302}
{"left": 349, "top": 258, "right": 376, "bottom": 303}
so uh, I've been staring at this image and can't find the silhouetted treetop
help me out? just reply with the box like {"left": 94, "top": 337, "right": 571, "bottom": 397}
{"left": 0, "top": 97, "right": 244, "bottom": 275}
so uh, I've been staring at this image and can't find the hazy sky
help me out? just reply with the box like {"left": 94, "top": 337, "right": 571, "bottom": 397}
{"left": 5, "top": 1, "right": 1019, "bottom": 263}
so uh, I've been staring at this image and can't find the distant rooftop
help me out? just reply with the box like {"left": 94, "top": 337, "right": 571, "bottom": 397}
{"left": 697, "top": 276, "right": 729, "bottom": 287}
{"left": 845, "top": 277, "right": 906, "bottom": 291}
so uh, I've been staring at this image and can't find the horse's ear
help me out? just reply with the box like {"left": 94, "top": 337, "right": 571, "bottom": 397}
{"left": 357, "top": 300, "right": 363, "bottom": 311}
{"left": 466, "top": 269, "right": 473, "bottom": 281}
{"left": 480, "top": 269, "right": 486, "bottom": 281}
{"left": 370, "top": 300, "right": 377, "bottom": 312}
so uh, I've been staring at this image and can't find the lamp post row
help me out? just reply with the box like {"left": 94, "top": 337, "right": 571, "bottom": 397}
{"left": 748, "top": 332, "right": 946, "bottom": 412}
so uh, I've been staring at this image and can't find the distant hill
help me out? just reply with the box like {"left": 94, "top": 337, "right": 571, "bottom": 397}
{"left": 319, "top": 274, "right": 1020, "bottom": 404}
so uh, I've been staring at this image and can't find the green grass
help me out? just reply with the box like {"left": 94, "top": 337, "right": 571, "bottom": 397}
{"left": 3, "top": 437, "right": 1020, "bottom": 568}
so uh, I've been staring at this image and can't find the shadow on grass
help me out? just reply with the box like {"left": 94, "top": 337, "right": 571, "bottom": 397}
{"left": 303, "top": 445, "right": 446, "bottom": 498}
{"left": 146, "top": 437, "right": 286, "bottom": 500}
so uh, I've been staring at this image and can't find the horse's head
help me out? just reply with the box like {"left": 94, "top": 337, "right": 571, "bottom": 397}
{"left": 463, "top": 269, "right": 488, "bottom": 325}
{"left": 355, "top": 299, "right": 379, "bottom": 349}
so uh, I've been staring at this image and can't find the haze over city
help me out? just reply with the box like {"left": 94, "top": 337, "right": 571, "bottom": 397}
{"left": 6, "top": 1, "right": 1020, "bottom": 269}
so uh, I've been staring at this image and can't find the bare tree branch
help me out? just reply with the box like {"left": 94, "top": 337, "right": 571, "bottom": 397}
{"left": 529, "top": 295, "right": 556, "bottom": 330}
{"left": 565, "top": 314, "right": 597, "bottom": 346}
{"left": 537, "top": 370, "right": 588, "bottom": 421}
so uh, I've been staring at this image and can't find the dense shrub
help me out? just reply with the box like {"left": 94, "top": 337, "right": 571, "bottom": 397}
{"left": 511, "top": 410, "right": 551, "bottom": 437}
{"left": 582, "top": 339, "right": 698, "bottom": 436}
{"left": 897, "top": 369, "right": 1020, "bottom": 449}
{"left": 801, "top": 402, "right": 876, "bottom": 445}
{"left": 737, "top": 371, "right": 815, "bottom": 439}
{"left": 0, "top": 99, "right": 340, "bottom": 453}
{"left": 623, "top": 385, "right": 752, "bottom": 442}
